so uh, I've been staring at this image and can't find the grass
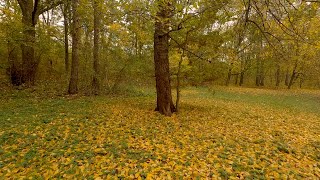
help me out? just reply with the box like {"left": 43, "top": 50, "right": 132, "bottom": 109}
{"left": 0, "top": 86, "right": 319, "bottom": 179}
{"left": 209, "top": 86, "right": 320, "bottom": 115}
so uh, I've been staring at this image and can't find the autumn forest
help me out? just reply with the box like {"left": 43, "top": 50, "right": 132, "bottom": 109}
{"left": 0, "top": 0, "right": 319, "bottom": 179}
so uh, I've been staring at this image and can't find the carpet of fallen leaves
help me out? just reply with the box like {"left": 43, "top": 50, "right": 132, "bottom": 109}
{"left": 0, "top": 87, "right": 319, "bottom": 179}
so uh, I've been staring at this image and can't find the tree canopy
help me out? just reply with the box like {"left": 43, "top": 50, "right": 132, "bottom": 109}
{"left": 0, "top": 0, "right": 320, "bottom": 112}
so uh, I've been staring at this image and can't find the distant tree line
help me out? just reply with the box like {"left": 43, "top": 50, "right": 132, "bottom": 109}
{"left": 0, "top": 0, "right": 320, "bottom": 116}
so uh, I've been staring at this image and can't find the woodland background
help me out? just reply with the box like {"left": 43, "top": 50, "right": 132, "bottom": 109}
{"left": 0, "top": 0, "right": 320, "bottom": 178}
{"left": 1, "top": 0, "right": 320, "bottom": 96}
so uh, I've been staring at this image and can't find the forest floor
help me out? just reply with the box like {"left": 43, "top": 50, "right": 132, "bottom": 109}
{"left": 0, "top": 86, "right": 319, "bottom": 179}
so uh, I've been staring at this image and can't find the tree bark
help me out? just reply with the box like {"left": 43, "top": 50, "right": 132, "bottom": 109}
{"left": 62, "top": 0, "right": 70, "bottom": 72}
{"left": 239, "top": 71, "right": 244, "bottom": 86}
{"left": 235, "top": 74, "right": 239, "bottom": 85}
{"left": 288, "top": 60, "right": 298, "bottom": 89}
{"left": 68, "top": 0, "right": 80, "bottom": 94}
{"left": 7, "top": 41, "right": 23, "bottom": 86}
{"left": 176, "top": 49, "right": 185, "bottom": 113}
{"left": 154, "top": 0, "right": 175, "bottom": 116}
{"left": 256, "top": 58, "right": 261, "bottom": 86}
{"left": 256, "top": 59, "right": 264, "bottom": 86}
{"left": 17, "top": 0, "right": 63, "bottom": 86}
{"left": 275, "top": 65, "right": 280, "bottom": 87}
{"left": 260, "top": 59, "right": 265, "bottom": 86}
{"left": 17, "top": 0, "right": 38, "bottom": 85}
{"left": 285, "top": 68, "right": 289, "bottom": 86}
{"left": 299, "top": 74, "right": 304, "bottom": 88}
{"left": 92, "top": 0, "right": 101, "bottom": 95}
{"left": 226, "top": 63, "right": 232, "bottom": 86}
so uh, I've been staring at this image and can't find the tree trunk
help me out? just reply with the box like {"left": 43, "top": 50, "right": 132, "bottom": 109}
{"left": 68, "top": 0, "right": 80, "bottom": 94}
{"left": 62, "top": 0, "right": 70, "bottom": 72}
{"left": 288, "top": 60, "right": 298, "bottom": 89}
{"left": 285, "top": 68, "right": 289, "bottom": 86}
{"left": 7, "top": 41, "right": 23, "bottom": 86}
{"left": 154, "top": 0, "right": 175, "bottom": 116}
{"left": 256, "top": 76, "right": 260, "bottom": 86}
{"left": 17, "top": 0, "right": 63, "bottom": 86}
{"left": 256, "top": 58, "right": 261, "bottom": 86}
{"left": 176, "top": 50, "right": 185, "bottom": 113}
{"left": 18, "top": 0, "right": 37, "bottom": 86}
{"left": 260, "top": 59, "right": 265, "bottom": 86}
{"left": 239, "top": 71, "right": 244, "bottom": 86}
{"left": 226, "top": 63, "right": 232, "bottom": 86}
{"left": 92, "top": 0, "right": 101, "bottom": 95}
{"left": 256, "top": 58, "right": 264, "bottom": 86}
{"left": 275, "top": 65, "right": 280, "bottom": 87}
{"left": 235, "top": 74, "right": 239, "bottom": 85}
{"left": 299, "top": 75, "right": 304, "bottom": 89}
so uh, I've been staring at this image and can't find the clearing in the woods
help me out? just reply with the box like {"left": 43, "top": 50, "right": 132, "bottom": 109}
{"left": 0, "top": 87, "right": 319, "bottom": 179}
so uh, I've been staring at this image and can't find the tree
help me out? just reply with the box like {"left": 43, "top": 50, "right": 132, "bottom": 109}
{"left": 68, "top": 0, "right": 80, "bottom": 94}
{"left": 154, "top": 0, "right": 176, "bottom": 116}
{"left": 92, "top": 0, "right": 101, "bottom": 95}
{"left": 60, "top": 0, "right": 71, "bottom": 72}
{"left": 2, "top": 0, "right": 23, "bottom": 86}
{"left": 16, "top": 0, "right": 62, "bottom": 86}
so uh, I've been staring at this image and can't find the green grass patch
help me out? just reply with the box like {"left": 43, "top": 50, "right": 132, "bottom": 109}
{"left": 0, "top": 86, "right": 319, "bottom": 179}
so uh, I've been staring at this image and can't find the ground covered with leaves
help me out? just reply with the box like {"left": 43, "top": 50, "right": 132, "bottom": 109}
{"left": 0, "top": 87, "right": 319, "bottom": 179}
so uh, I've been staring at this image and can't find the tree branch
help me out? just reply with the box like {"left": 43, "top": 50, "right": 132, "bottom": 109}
{"left": 37, "top": 0, "right": 64, "bottom": 16}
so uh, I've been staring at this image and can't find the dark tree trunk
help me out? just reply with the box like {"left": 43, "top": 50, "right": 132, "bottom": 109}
{"left": 226, "top": 63, "right": 232, "bottom": 86}
{"left": 258, "top": 38, "right": 264, "bottom": 86}
{"left": 288, "top": 60, "right": 298, "bottom": 89}
{"left": 154, "top": 0, "right": 175, "bottom": 116}
{"left": 17, "top": 0, "right": 63, "bottom": 86}
{"left": 239, "top": 72, "right": 244, "bottom": 86}
{"left": 68, "top": 0, "right": 80, "bottom": 94}
{"left": 256, "top": 76, "right": 260, "bottom": 86}
{"left": 299, "top": 75, "right": 304, "bottom": 89}
{"left": 7, "top": 41, "right": 23, "bottom": 86}
{"left": 17, "top": 0, "right": 38, "bottom": 86}
{"left": 235, "top": 74, "right": 239, "bottom": 85}
{"left": 260, "top": 59, "right": 265, "bottom": 86}
{"left": 21, "top": 23, "right": 36, "bottom": 85}
{"left": 92, "top": 0, "right": 101, "bottom": 95}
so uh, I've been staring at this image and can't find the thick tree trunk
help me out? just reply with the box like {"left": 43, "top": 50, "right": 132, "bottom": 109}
{"left": 92, "top": 0, "right": 101, "bottom": 95}
{"left": 68, "top": 0, "right": 80, "bottom": 94}
{"left": 17, "top": 0, "right": 63, "bottom": 86}
{"left": 154, "top": 0, "right": 175, "bottom": 116}
{"left": 21, "top": 25, "right": 36, "bottom": 85}
{"left": 19, "top": 0, "right": 37, "bottom": 86}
